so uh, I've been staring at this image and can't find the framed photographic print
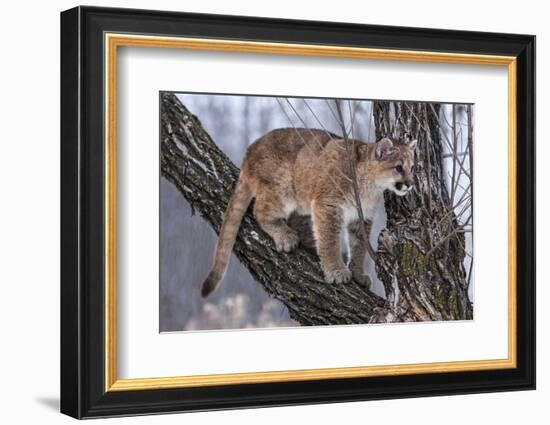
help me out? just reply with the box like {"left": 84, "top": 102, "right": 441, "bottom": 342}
{"left": 60, "top": 6, "right": 535, "bottom": 419}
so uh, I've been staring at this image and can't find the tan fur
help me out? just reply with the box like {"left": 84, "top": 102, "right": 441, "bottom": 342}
{"left": 201, "top": 128, "right": 416, "bottom": 297}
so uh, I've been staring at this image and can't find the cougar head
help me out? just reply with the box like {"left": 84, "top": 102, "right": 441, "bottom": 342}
{"left": 373, "top": 136, "right": 417, "bottom": 196}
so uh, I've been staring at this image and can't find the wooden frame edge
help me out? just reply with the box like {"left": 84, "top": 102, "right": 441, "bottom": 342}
{"left": 108, "top": 358, "right": 516, "bottom": 391}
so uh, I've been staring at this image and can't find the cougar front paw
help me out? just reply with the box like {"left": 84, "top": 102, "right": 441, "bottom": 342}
{"left": 324, "top": 267, "right": 352, "bottom": 284}
{"left": 273, "top": 230, "right": 299, "bottom": 253}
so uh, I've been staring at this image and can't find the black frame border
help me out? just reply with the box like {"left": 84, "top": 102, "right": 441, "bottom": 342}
{"left": 60, "top": 6, "right": 535, "bottom": 419}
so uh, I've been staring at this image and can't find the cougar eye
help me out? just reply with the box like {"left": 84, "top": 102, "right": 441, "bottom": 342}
{"left": 395, "top": 165, "right": 404, "bottom": 173}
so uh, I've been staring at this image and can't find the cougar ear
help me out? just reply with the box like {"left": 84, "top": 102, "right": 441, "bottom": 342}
{"left": 375, "top": 138, "right": 394, "bottom": 160}
{"left": 407, "top": 139, "right": 418, "bottom": 151}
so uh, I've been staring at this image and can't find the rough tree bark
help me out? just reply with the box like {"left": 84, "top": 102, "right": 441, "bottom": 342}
{"left": 160, "top": 93, "right": 384, "bottom": 326}
{"left": 372, "top": 101, "right": 473, "bottom": 322}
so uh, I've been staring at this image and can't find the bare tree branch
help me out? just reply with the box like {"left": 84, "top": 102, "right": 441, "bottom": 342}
{"left": 334, "top": 99, "right": 377, "bottom": 261}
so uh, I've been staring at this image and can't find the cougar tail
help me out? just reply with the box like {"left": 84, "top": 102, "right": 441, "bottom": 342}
{"left": 201, "top": 178, "right": 253, "bottom": 298}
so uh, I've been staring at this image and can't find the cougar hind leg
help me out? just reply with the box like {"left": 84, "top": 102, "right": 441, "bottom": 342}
{"left": 254, "top": 192, "right": 299, "bottom": 253}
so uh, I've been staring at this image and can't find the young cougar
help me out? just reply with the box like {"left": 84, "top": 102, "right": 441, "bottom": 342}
{"left": 201, "top": 128, "right": 417, "bottom": 297}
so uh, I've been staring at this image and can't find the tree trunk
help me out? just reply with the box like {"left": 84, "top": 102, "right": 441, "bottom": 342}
{"left": 372, "top": 101, "right": 473, "bottom": 322}
{"left": 160, "top": 93, "right": 384, "bottom": 326}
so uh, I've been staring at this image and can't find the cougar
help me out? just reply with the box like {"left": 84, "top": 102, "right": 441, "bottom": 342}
{"left": 201, "top": 128, "right": 417, "bottom": 297}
